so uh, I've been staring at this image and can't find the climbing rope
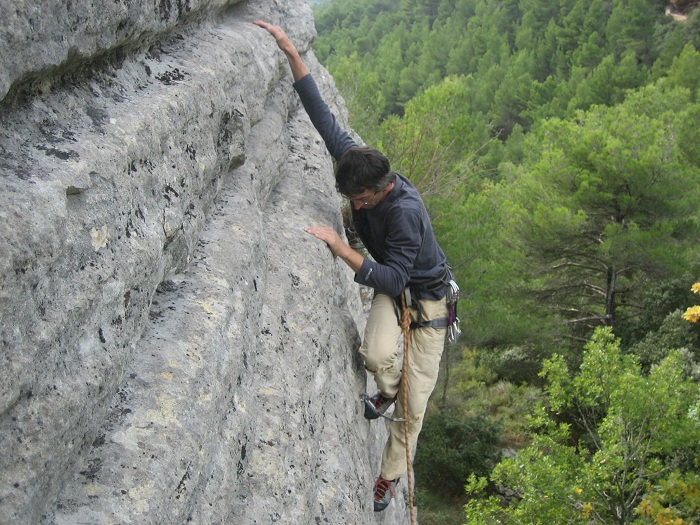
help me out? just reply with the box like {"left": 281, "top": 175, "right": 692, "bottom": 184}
{"left": 400, "top": 291, "right": 416, "bottom": 525}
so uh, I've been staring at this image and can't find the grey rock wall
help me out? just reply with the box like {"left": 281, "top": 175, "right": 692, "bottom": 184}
{"left": 0, "top": 1, "right": 410, "bottom": 523}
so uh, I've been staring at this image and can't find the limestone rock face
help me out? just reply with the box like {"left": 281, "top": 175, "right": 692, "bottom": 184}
{"left": 0, "top": 1, "right": 409, "bottom": 523}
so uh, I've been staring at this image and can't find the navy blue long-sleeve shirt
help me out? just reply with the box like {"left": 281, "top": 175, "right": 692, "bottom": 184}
{"left": 294, "top": 74, "right": 448, "bottom": 300}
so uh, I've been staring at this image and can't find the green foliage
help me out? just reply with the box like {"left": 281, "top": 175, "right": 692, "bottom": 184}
{"left": 324, "top": 52, "right": 385, "bottom": 145}
{"left": 615, "top": 276, "right": 700, "bottom": 347}
{"left": 476, "top": 344, "right": 549, "bottom": 385}
{"left": 618, "top": 277, "right": 700, "bottom": 369}
{"left": 416, "top": 346, "right": 542, "bottom": 519}
{"left": 313, "top": 0, "right": 699, "bottom": 145}
{"left": 412, "top": 488, "right": 467, "bottom": 525}
{"left": 465, "top": 327, "right": 700, "bottom": 525}
{"left": 499, "top": 78, "right": 700, "bottom": 341}
{"left": 377, "top": 75, "right": 491, "bottom": 197}
{"left": 629, "top": 309, "right": 700, "bottom": 372}
{"left": 431, "top": 185, "right": 564, "bottom": 354}
{"left": 413, "top": 412, "right": 501, "bottom": 496}
{"left": 433, "top": 347, "right": 544, "bottom": 447}
{"left": 605, "top": 0, "right": 657, "bottom": 65}
{"left": 636, "top": 471, "right": 700, "bottom": 525}
{"left": 664, "top": 43, "right": 700, "bottom": 102}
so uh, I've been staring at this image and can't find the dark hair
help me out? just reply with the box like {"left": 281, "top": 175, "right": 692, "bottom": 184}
{"left": 335, "top": 146, "right": 396, "bottom": 195}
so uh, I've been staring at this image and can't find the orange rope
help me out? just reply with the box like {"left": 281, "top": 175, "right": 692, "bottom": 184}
{"left": 400, "top": 291, "right": 416, "bottom": 525}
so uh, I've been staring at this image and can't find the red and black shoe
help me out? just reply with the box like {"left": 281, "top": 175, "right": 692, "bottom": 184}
{"left": 373, "top": 476, "right": 399, "bottom": 512}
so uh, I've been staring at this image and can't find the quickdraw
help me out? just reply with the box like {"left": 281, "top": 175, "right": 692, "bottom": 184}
{"left": 445, "top": 277, "right": 461, "bottom": 345}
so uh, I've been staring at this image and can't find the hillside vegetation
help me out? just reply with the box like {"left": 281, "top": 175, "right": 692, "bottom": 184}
{"left": 312, "top": 1, "right": 700, "bottom": 523}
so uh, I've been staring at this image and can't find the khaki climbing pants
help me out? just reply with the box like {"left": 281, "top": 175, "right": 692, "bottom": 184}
{"left": 359, "top": 293, "right": 447, "bottom": 481}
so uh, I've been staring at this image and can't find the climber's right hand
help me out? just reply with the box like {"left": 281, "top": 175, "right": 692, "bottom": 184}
{"left": 252, "top": 20, "right": 310, "bottom": 81}
{"left": 252, "top": 21, "right": 295, "bottom": 55}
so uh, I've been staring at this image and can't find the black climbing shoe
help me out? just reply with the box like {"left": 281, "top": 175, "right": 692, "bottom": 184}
{"left": 373, "top": 477, "right": 399, "bottom": 512}
{"left": 362, "top": 392, "right": 397, "bottom": 420}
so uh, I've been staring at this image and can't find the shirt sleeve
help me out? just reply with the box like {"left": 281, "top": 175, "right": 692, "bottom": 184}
{"left": 293, "top": 74, "right": 357, "bottom": 160}
{"left": 353, "top": 206, "right": 424, "bottom": 297}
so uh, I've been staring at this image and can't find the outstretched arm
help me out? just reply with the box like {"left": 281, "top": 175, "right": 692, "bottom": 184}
{"left": 253, "top": 21, "right": 310, "bottom": 81}
{"left": 254, "top": 21, "right": 365, "bottom": 275}
{"left": 254, "top": 20, "right": 356, "bottom": 160}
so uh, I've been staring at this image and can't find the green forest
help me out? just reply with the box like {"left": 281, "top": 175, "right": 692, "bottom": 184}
{"left": 310, "top": 0, "right": 700, "bottom": 523}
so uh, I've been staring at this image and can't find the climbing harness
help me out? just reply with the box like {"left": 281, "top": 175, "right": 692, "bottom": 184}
{"left": 400, "top": 289, "right": 416, "bottom": 525}
{"left": 406, "top": 266, "right": 461, "bottom": 345}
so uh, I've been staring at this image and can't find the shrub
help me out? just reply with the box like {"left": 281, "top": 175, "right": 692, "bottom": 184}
{"left": 414, "top": 412, "right": 501, "bottom": 497}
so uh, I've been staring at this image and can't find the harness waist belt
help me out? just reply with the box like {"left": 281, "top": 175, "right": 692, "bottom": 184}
{"left": 409, "top": 266, "right": 451, "bottom": 293}
{"left": 410, "top": 317, "right": 450, "bottom": 329}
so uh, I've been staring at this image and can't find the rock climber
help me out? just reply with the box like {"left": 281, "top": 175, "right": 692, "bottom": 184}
{"left": 253, "top": 20, "right": 455, "bottom": 512}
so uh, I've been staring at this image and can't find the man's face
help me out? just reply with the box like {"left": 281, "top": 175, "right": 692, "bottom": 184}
{"left": 344, "top": 182, "right": 394, "bottom": 210}
{"left": 345, "top": 189, "right": 380, "bottom": 210}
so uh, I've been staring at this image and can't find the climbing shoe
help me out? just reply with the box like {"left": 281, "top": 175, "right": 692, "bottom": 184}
{"left": 373, "top": 476, "right": 399, "bottom": 512}
{"left": 362, "top": 392, "right": 397, "bottom": 420}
